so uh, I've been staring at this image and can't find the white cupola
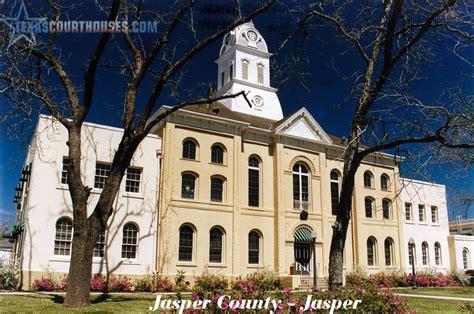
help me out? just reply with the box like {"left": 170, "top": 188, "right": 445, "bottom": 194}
{"left": 215, "top": 21, "right": 283, "bottom": 121}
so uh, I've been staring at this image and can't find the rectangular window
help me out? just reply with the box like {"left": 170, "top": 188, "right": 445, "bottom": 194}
{"left": 229, "top": 64, "right": 233, "bottom": 81}
{"left": 220, "top": 71, "right": 225, "bottom": 88}
{"left": 125, "top": 167, "right": 141, "bottom": 193}
{"left": 257, "top": 65, "right": 264, "bottom": 84}
{"left": 61, "top": 157, "right": 70, "bottom": 185}
{"left": 94, "top": 163, "right": 111, "bottom": 189}
{"left": 418, "top": 204, "right": 425, "bottom": 222}
{"left": 330, "top": 181, "right": 339, "bottom": 215}
{"left": 431, "top": 206, "right": 438, "bottom": 223}
{"left": 248, "top": 168, "right": 259, "bottom": 207}
{"left": 242, "top": 61, "right": 248, "bottom": 80}
{"left": 405, "top": 202, "right": 412, "bottom": 221}
{"left": 365, "top": 199, "right": 373, "bottom": 218}
{"left": 93, "top": 230, "right": 106, "bottom": 258}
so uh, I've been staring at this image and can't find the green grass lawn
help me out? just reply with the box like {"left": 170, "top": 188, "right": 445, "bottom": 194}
{"left": 0, "top": 289, "right": 473, "bottom": 313}
{"left": 395, "top": 286, "right": 474, "bottom": 298}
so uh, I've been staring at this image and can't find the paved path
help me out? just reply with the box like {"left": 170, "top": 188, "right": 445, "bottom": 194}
{"left": 395, "top": 293, "right": 474, "bottom": 302}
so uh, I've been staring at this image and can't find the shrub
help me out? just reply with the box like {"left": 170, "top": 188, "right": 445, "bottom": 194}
{"left": 192, "top": 272, "right": 229, "bottom": 300}
{"left": 33, "top": 278, "right": 56, "bottom": 291}
{"left": 155, "top": 275, "right": 174, "bottom": 292}
{"left": 0, "top": 260, "right": 19, "bottom": 290}
{"left": 109, "top": 278, "right": 133, "bottom": 292}
{"left": 134, "top": 275, "right": 154, "bottom": 292}
{"left": 90, "top": 276, "right": 107, "bottom": 292}
{"left": 347, "top": 270, "right": 460, "bottom": 288}
{"left": 233, "top": 270, "right": 282, "bottom": 299}
{"left": 59, "top": 276, "right": 68, "bottom": 291}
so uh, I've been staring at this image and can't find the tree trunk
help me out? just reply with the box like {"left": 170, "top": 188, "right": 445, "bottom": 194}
{"left": 328, "top": 146, "right": 361, "bottom": 290}
{"left": 64, "top": 208, "right": 99, "bottom": 307}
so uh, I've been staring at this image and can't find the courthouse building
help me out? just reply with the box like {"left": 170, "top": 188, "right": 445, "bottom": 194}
{"left": 5, "top": 22, "right": 471, "bottom": 289}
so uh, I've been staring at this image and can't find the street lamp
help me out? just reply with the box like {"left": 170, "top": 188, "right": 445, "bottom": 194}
{"left": 311, "top": 230, "right": 317, "bottom": 291}
{"left": 409, "top": 237, "right": 417, "bottom": 290}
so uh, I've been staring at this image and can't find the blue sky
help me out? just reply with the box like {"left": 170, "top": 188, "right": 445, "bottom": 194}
{"left": 0, "top": 1, "right": 472, "bottom": 221}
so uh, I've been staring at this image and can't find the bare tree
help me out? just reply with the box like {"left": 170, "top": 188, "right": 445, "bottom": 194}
{"left": 286, "top": 0, "right": 473, "bottom": 290}
{"left": 0, "top": 0, "right": 273, "bottom": 307}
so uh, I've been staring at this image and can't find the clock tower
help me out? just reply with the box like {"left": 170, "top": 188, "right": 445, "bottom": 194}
{"left": 216, "top": 21, "right": 283, "bottom": 121}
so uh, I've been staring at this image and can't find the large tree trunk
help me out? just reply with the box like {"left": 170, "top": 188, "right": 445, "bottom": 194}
{"left": 328, "top": 145, "right": 361, "bottom": 290}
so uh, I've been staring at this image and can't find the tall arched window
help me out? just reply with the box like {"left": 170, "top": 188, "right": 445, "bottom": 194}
{"left": 367, "top": 237, "right": 377, "bottom": 266}
{"left": 382, "top": 199, "right": 391, "bottom": 219}
{"left": 257, "top": 64, "right": 264, "bottom": 84}
{"left": 381, "top": 174, "right": 390, "bottom": 191}
{"left": 434, "top": 242, "right": 442, "bottom": 265}
{"left": 248, "top": 157, "right": 260, "bottom": 207}
{"left": 181, "top": 173, "right": 197, "bottom": 199}
{"left": 293, "top": 162, "right": 309, "bottom": 210}
{"left": 463, "top": 248, "right": 470, "bottom": 269}
{"left": 408, "top": 242, "right": 416, "bottom": 266}
{"left": 248, "top": 230, "right": 261, "bottom": 264}
{"left": 422, "top": 242, "right": 429, "bottom": 266}
{"left": 364, "top": 171, "right": 373, "bottom": 188}
{"left": 365, "top": 197, "right": 374, "bottom": 218}
{"left": 209, "top": 227, "right": 224, "bottom": 263}
{"left": 211, "top": 144, "right": 225, "bottom": 164}
{"left": 330, "top": 170, "right": 340, "bottom": 215}
{"left": 182, "top": 139, "right": 197, "bottom": 160}
{"left": 242, "top": 60, "right": 249, "bottom": 80}
{"left": 178, "top": 225, "right": 194, "bottom": 262}
{"left": 54, "top": 217, "right": 73, "bottom": 256}
{"left": 210, "top": 176, "right": 225, "bottom": 202}
{"left": 384, "top": 238, "right": 394, "bottom": 266}
{"left": 121, "top": 223, "right": 138, "bottom": 259}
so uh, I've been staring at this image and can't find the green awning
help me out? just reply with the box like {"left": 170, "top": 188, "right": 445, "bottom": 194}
{"left": 294, "top": 227, "right": 312, "bottom": 242}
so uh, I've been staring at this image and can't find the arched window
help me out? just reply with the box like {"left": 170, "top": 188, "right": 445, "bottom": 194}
{"left": 330, "top": 170, "right": 340, "bottom": 215}
{"left": 367, "top": 237, "right": 377, "bottom": 266}
{"left": 293, "top": 162, "right": 309, "bottom": 210}
{"left": 248, "top": 230, "right": 261, "bottom": 264}
{"left": 242, "top": 60, "right": 249, "bottom": 80}
{"left": 54, "top": 217, "right": 73, "bottom": 256}
{"left": 178, "top": 225, "right": 194, "bottom": 262}
{"left": 93, "top": 229, "right": 106, "bottom": 258}
{"left": 181, "top": 173, "right": 196, "bottom": 199}
{"left": 257, "top": 64, "right": 264, "bottom": 84}
{"left": 209, "top": 227, "right": 224, "bottom": 263}
{"left": 382, "top": 199, "right": 391, "bottom": 219}
{"left": 434, "top": 242, "right": 442, "bottom": 265}
{"left": 182, "top": 139, "right": 197, "bottom": 160}
{"left": 384, "top": 238, "right": 394, "bottom": 266}
{"left": 364, "top": 171, "right": 373, "bottom": 188}
{"left": 408, "top": 242, "right": 416, "bottom": 266}
{"left": 121, "top": 223, "right": 138, "bottom": 259}
{"left": 365, "top": 197, "right": 374, "bottom": 218}
{"left": 463, "top": 248, "right": 471, "bottom": 269}
{"left": 248, "top": 156, "right": 260, "bottom": 207}
{"left": 210, "top": 176, "right": 225, "bottom": 202}
{"left": 421, "top": 242, "right": 429, "bottom": 266}
{"left": 211, "top": 144, "right": 225, "bottom": 164}
{"left": 381, "top": 174, "right": 390, "bottom": 191}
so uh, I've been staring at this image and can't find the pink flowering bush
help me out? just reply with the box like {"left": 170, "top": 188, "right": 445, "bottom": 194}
{"left": 59, "top": 276, "right": 68, "bottom": 291}
{"left": 233, "top": 270, "right": 282, "bottom": 299}
{"left": 109, "top": 278, "right": 133, "bottom": 292}
{"left": 32, "top": 278, "right": 56, "bottom": 291}
{"left": 155, "top": 275, "right": 175, "bottom": 292}
{"left": 89, "top": 276, "right": 107, "bottom": 292}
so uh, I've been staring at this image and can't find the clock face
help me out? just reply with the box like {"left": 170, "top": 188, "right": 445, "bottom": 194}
{"left": 247, "top": 30, "right": 258, "bottom": 42}
{"left": 252, "top": 95, "right": 264, "bottom": 107}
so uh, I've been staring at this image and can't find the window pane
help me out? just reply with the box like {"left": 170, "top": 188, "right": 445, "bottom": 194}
{"left": 54, "top": 218, "right": 73, "bottom": 256}
{"left": 125, "top": 167, "right": 141, "bottom": 193}
{"left": 405, "top": 203, "right": 412, "bottom": 221}
{"left": 211, "top": 177, "right": 224, "bottom": 202}
{"left": 385, "top": 239, "right": 392, "bottom": 266}
{"left": 383, "top": 200, "right": 390, "bottom": 219}
{"left": 435, "top": 243, "right": 441, "bottom": 265}
{"left": 211, "top": 145, "right": 224, "bottom": 164}
{"left": 182, "top": 140, "right": 196, "bottom": 159}
{"left": 61, "top": 157, "right": 70, "bottom": 184}
{"left": 181, "top": 174, "right": 196, "bottom": 199}
{"left": 94, "top": 163, "right": 111, "bottom": 189}
{"left": 431, "top": 206, "right": 438, "bottom": 223}
{"left": 419, "top": 205, "right": 425, "bottom": 222}
{"left": 422, "top": 243, "right": 428, "bottom": 265}
{"left": 408, "top": 243, "right": 415, "bottom": 266}
{"left": 293, "top": 174, "right": 300, "bottom": 203}
{"left": 381, "top": 175, "right": 388, "bottom": 190}
{"left": 257, "top": 65, "right": 263, "bottom": 84}
{"left": 179, "top": 226, "right": 193, "bottom": 262}
{"left": 121, "top": 223, "right": 138, "bottom": 259}
{"left": 94, "top": 230, "right": 106, "bottom": 258}
{"left": 364, "top": 172, "right": 372, "bottom": 188}
{"left": 248, "top": 168, "right": 259, "bottom": 207}
{"left": 242, "top": 61, "right": 248, "bottom": 80}
{"left": 248, "top": 231, "right": 260, "bottom": 264}
{"left": 209, "top": 228, "right": 223, "bottom": 263}
{"left": 367, "top": 238, "right": 374, "bottom": 266}
{"left": 365, "top": 198, "right": 373, "bottom": 218}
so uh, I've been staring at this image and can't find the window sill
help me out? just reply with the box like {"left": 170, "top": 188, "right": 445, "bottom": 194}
{"left": 120, "top": 259, "right": 140, "bottom": 265}
{"left": 176, "top": 262, "right": 197, "bottom": 267}
{"left": 56, "top": 184, "right": 69, "bottom": 191}
{"left": 364, "top": 186, "right": 376, "bottom": 190}
{"left": 93, "top": 258, "right": 107, "bottom": 264}
{"left": 419, "top": 222, "right": 428, "bottom": 226}
{"left": 405, "top": 220, "right": 415, "bottom": 224}
{"left": 209, "top": 162, "right": 227, "bottom": 167}
{"left": 431, "top": 223, "right": 440, "bottom": 226}
{"left": 50, "top": 256, "right": 71, "bottom": 262}
{"left": 247, "top": 264, "right": 264, "bottom": 269}
{"left": 180, "top": 158, "right": 200, "bottom": 162}
{"left": 122, "top": 192, "right": 144, "bottom": 199}
{"left": 208, "top": 263, "right": 227, "bottom": 268}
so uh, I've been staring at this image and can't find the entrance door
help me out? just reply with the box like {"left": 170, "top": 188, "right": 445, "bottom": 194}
{"left": 294, "top": 242, "right": 311, "bottom": 275}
